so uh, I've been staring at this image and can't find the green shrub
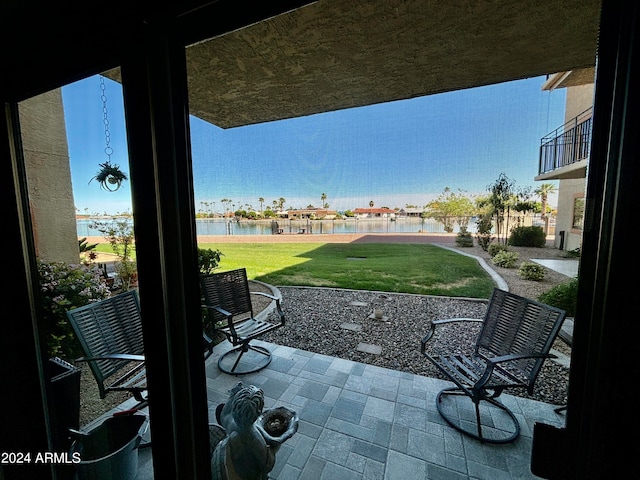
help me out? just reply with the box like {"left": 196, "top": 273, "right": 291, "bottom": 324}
{"left": 565, "top": 247, "right": 581, "bottom": 258}
{"left": 488, "top": 243, "right": 509, "bottom": 258}
{"left": 455, "top": 227, "right": 474, "bottom": 247}
{"left": 198, "top": 247, "right": 224, "bottom": 275}
{"left": 538, "top": 278, "right": 579, "bottom": 316}
{"left": 475, "top": 214, "right": 494, "bottom": 251}
{"left": 518, "top": 261, "right": 546, "bottom": 281}
{"left": 38, "top": 260, "right": 112, "bottom": 359}
{"left": 78, "top": 237, "right": 98, "bottom": 253}
{"left": 491, "top": 250, "right": 519, "bottom": 268}
{"left": 508, "top": 225, "right": 546, "bottom": 247}
{"left": 78, "top": 237, "right": 99, "bottom": 265}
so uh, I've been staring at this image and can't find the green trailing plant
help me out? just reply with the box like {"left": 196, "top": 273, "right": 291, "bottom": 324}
{"left": 198, "top": 247, "right": 224, "bottom": 275}
{"left": 491, "top": 250, "right": 519, "bottom": 268}
{"left": 519, "top": 262, "right": 546, "bottom": 281}
{"left": 37, "top": 260, "right": 111, "bottom": 359}
{"left": 89, "top": 161, "right": 128, "bottom": 191}
{"left": 488, "top": 243, "right": 509, "bottom": 258}
{"left": 538, "top": 278, "right": 578, "bottom": 317}
{"left": 508, "top": 225, "right": 546, "bottom": 247}
{"left": 455, "top": 227, "right": 474, "bottom": 247}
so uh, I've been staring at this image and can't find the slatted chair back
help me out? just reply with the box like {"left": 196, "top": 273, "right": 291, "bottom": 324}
{"left": 66, "top": 290, "right": 145, "bottom": 399}
{"left": 475, "top": 288, "right": 566, "bottom": 393}
{"left": 201, "top": 268, "right": 254, "bottom": 325}
{"left": 200, "top": 268, "right": 285, "bottom": 375}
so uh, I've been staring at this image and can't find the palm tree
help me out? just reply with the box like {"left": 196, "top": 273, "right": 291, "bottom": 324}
{"left": 321, "top": 193, "right": 327, "bottom": 209}
{"left": 221, "top": 198, "right": 232, "bottom": 217}
{"left": 258, "top": 197, "right": 264, "bottom": 215}
{"left": 278, "top": 197, "right": 286, "bottom": 211}
{"left": 535, "top": 183, "right": 558, "bottom": 235}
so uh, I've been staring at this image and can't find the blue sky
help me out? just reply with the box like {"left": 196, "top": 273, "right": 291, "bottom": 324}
{"left": 63, "top": 75, "right": 565, "bottom": 215}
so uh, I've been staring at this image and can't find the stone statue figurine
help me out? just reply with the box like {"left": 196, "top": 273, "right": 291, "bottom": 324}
{"left": 209, "top": 382, "right": 299, "bottom": 480}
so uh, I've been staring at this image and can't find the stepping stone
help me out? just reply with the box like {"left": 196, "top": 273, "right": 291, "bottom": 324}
{"left": 349, "top": 301, "right": 369, "bottom": 307}
{"left": 550, "top": 348, "right": 571, "bottom": 368}
{"left": 368, "top": 313, "right": 390, "bottom": 322}
{"left": 356, "top": 343, "right": 382, "bottom": 355}
{"left": 340, "top": 322, "right": 362, "bottom": 332}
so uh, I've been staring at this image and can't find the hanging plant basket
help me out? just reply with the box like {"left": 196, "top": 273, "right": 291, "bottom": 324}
{"left": 90, "top": 161, "right": 128, "bottom": 192}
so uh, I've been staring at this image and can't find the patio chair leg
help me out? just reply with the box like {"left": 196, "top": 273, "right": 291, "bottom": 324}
{"left": 474, "top": 401, "right": 483, "bottom": 440}
{"left": 436, "top": 387, "right": 520, "bottom": 444}
{"left": 218, "top": 343, "right": 272, "bottom": 375}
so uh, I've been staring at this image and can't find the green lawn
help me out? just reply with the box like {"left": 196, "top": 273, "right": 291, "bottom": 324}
{"left": 199, "top": 242, "right": 495, "bottom": 299}
{"left": 95, "top": 241, "right": 495, "bottom": 298}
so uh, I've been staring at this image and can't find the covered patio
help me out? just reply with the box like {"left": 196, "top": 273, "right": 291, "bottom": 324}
{"left": 92, "top": 339, "right": 566, "bottom": 480}
{"left": 7, "top": 1, "right": 640, "bottom": 478}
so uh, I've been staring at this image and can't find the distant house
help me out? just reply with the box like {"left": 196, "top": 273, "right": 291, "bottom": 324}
{"left": 397, "top": 207, "right": 424, "bottom": 217}
{"left": 285, "top": 208, "right": 337, "bottom": 219}
{"left": 352, "top": 207, "right": 396, "bottom": 218}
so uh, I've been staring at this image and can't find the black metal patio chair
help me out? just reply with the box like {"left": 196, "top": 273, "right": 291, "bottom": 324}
{"left": 66, "top": 290, "right": 148, "bottom": 408}
{"left": 200, "top": 268, "right": 285, "bottom": 375}
{"left": 421, "top": 287, "right": 566, "bottom": 444}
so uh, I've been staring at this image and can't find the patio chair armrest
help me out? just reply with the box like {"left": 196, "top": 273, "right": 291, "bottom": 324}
{"left": 251, "top": 291, "right": 277, "bottom": 301}
{"left": 487, "top": 352, "right": 557, "bottom": 366}
{"left": 421, "top": 318, "right": 483, "bottom": 352}
{"left": 273, "top": 298, "right": 285, "bottom": 325}
{"left": 202, "top": 304, "right": 233, "bottom": 318}
{"left": 75, "top": 354, "right": 145, "bottom": 363}
{"left": 475, "top": 352, "right": 557, "bottom": 391}
{"left": 251, "top": 292, "right": 286, "bottom": 326}
{"left": 202, "top": 304, "right": 239, "bottom": 338}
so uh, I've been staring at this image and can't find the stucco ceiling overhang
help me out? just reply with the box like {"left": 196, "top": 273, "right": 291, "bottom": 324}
{"left": 185, "top": 0, "right": 602, "bottom": 128}
{"left": 103, "top": 0, "right": 602, "bottom": 129}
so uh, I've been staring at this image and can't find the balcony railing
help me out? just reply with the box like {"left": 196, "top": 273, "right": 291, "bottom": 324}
{"left": 539, "top": 106, "right": 593, "bottom": 175}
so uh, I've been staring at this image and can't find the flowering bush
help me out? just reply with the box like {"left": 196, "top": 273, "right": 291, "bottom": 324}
{"left": 38, "top": 260, "right": 111, "bottom": 359}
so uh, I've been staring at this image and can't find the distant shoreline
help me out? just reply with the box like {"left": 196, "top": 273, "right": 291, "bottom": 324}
{"left": 81, "top": 232, "right": 459, "bottom": 245}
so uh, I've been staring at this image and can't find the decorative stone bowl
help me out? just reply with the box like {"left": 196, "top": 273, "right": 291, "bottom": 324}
{"left": 255, "top": 406, "right": 299, "bottom": 446}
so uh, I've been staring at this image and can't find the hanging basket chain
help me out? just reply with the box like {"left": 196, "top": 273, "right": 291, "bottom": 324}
{"left": 100, "top": 76, "right": 114, "bottom": 160}
{"left": 89, "top": 75, "right": 127, "bottom": 192}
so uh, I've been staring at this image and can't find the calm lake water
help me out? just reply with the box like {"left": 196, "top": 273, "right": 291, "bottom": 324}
{"left": 76, "top": 217, "right": 474, "bottom": 237}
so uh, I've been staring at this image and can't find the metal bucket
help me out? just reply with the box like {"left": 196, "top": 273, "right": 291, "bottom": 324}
{"left": 70, "top": 414, "right": 148, "bottom": 480}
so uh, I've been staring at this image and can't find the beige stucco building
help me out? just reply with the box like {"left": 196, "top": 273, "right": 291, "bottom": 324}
{"left": 20, "top": 90, "right": 78, "bottom": 264}
{"left": 537, "top": 69, "right": 595, "bottom": 253}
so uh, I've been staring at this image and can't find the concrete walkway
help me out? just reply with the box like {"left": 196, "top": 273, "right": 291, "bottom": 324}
{"left": 530, "top": 258, "right": 579, "bottom": 278}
